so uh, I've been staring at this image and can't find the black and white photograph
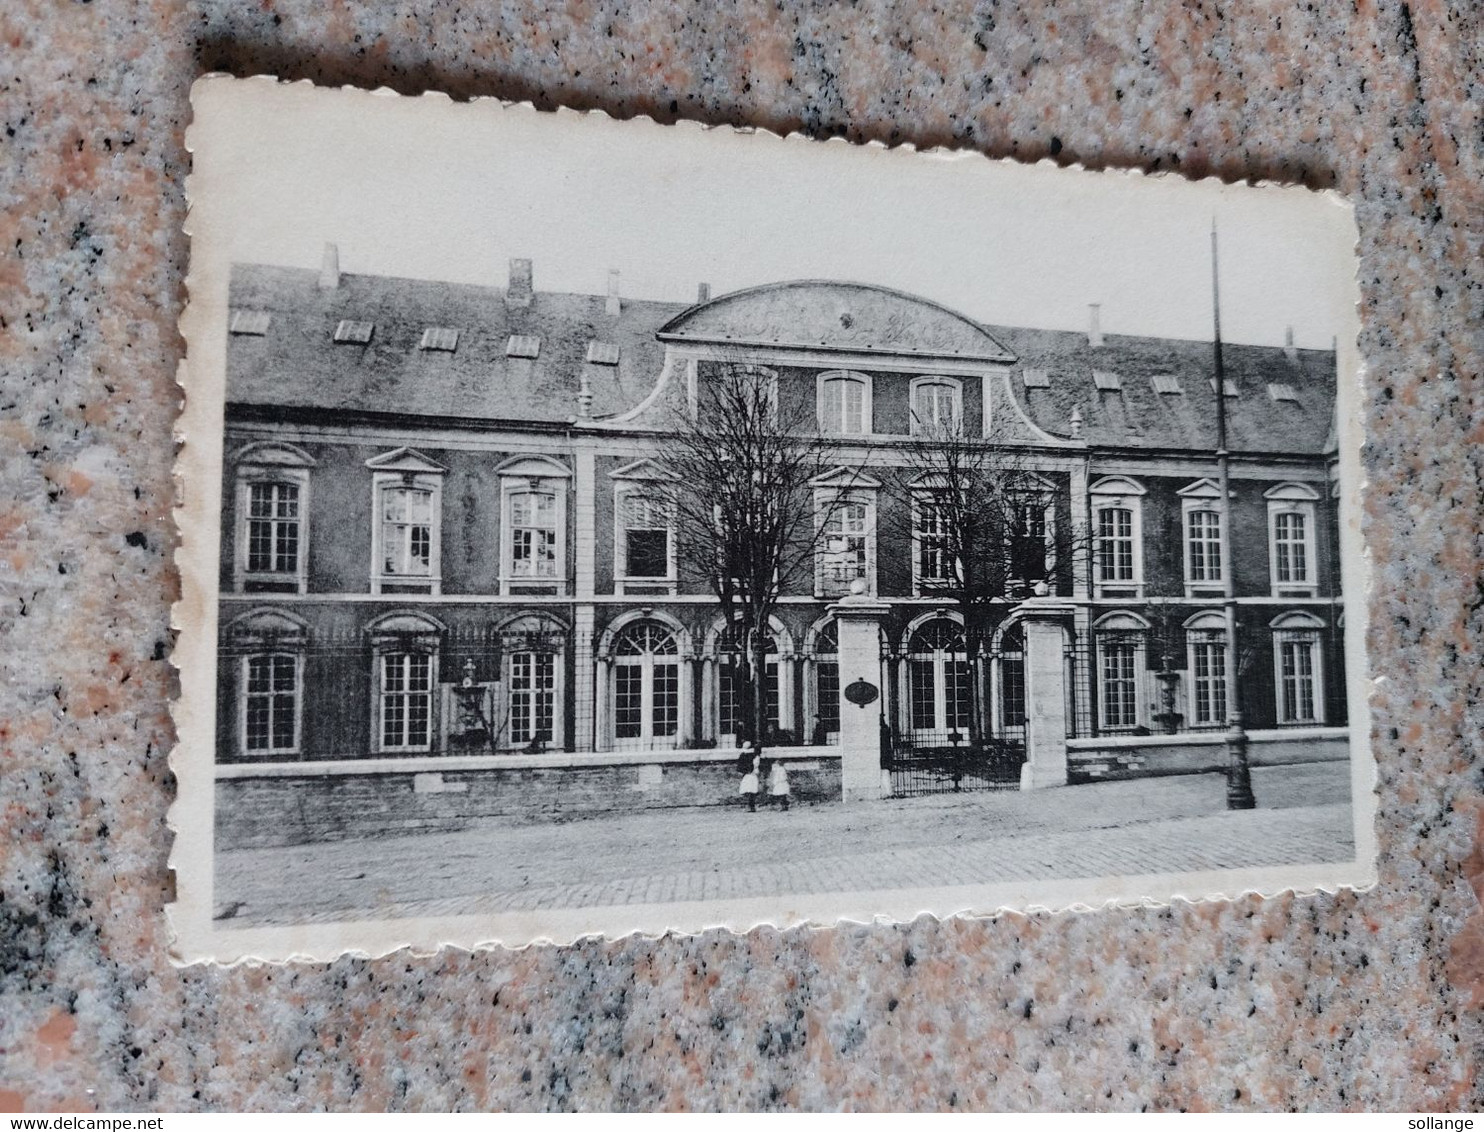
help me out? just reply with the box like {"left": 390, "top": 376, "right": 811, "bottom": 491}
{"left": 171, "top": 79, "right": 1372, "bottom": 961}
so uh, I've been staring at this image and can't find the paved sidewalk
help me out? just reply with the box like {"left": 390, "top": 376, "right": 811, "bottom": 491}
{"left": 216, "top": 762, "right": 1355, "bottom": 926}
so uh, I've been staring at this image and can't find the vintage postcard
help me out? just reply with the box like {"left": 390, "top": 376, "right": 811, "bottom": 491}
{"left": 170, "top": 76, "right": 1374, "bottom": 963}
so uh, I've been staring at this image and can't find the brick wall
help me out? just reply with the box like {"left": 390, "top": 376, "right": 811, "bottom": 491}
{"left": 216, "top": 756, "right": 843, "bottom": 849}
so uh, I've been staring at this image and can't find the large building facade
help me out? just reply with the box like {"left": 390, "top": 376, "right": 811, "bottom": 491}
{"left": 214, "top": 252, "right": 1348, "bottom": 837}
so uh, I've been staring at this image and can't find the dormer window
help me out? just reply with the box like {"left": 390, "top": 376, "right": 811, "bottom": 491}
{"left": 586, "top": 341, "right": 620, "bottom": 365}
{"left": 1208, "top": 378, "right": 1239, "bottom": 396}
{"left": 506, "top": 335, "right": 541, "bottom": 359}
{"left": 1092, "top": 370, "right": 1122, "bottom": 392}
{"left": 1267, "top": 382, "right": 1298, "bottom": 402}
{"left": 419, "top": 327, "right": 460, "bottom": 352}
{"left": 366, "top": 448, "right": 447, "bottom": 595}
{"left": 333, "top": 320, "right": 374, "bottom": 344}
{"left": 1151, "top": 374, "right": 1183, "bottom": 395}
{"left": 1021, "top": 368, "right": 1050, "bottom": 389}
{"left": 228, "top": 309, "right": 271, "bottom": 336}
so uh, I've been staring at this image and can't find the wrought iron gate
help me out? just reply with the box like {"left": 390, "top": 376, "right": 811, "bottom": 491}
{"left": 886, "top": 731, "right": 1026, "bottom": 797}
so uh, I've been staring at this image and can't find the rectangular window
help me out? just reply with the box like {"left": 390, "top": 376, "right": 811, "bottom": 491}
{"left": 1187, "top": 509, "right": 1224, "bottom": 583}
{"left": 820, "top": 501, "right": 870, "bottom": 592}
{"left": 246, "top": 482, "right": 300, "bottom": 576}
{"left": 1001, "top": 653, "right": 1025, "bottom": 729}
{"left": 915, "top": 494, "right": 953, "bottom": 588}
{"left": 1099, "top": 641, "right": 1139, "bottom": 729}
{"left": 910, "top": 380, "right": 960, "bottom": 434}
{"left": 821, "top": 377, "right": 866, "bottom": 435}
{"left": 1191, "top": 639, "right": 1228, "bottom": 726}
{"left": 622, "top": 495, "right": 671, "bottom": 579}
{"left": 815, "top": 660, "right": 839, "bottom": 737}
{"left": 381, "top": 486, "right": 434, "bottom": 576}
{"left": 1097, "top": 507, "right": 1135, "bottom": 582}
{"left": 720, "top": 659, "right": 779, "bottom": 737}
{"left": 244, "top": 654, "right": 297, "bottom": 753}
{"left": 1279, "top": 639, "right": 1318, "bottom": 723}
{"left": 909, "top": 659, "right": 937, "bottom": 732}
{"left": 613, "top": 665, "right": 643, "bottom": 740}
{"left": 381, "top": 652, "right": 433, "bottom": 751}
{"left": 947, "top": 659, "right": 973, "bottom": 734}
{"left": 1274, "top": 512, "right": 1308, "bottom": 583}
{"left": 511, "top": 492, "right": 559, "bottom": 578}
{"left": 652, "top": 661, "right": 679, "bottom": 738}
{"left": 509, "top": 651, "right": 555, "bottom": 746}
{"left": 1010, "top": 501, "right": 1048, "bottom": 581}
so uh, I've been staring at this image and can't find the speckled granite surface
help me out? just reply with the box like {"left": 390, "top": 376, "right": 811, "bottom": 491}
{"left": 2, "top": 0, "right": 1481, "bottom": 1112}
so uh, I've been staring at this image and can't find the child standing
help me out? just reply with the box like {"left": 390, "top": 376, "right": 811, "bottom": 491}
{"left": 738, "top": 748, "right": 760, "bottom": 812}
{"left": 767, "top": 759, "right": 792, "bottom": 811}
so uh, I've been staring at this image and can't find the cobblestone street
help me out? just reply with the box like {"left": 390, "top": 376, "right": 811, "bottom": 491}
{"left": 216, "top": 761, "right": 1354, "bottom": 926}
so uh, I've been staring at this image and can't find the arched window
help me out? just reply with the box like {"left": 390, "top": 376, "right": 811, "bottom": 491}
{"left": 907, "top": 618, "right": 971, "bottom": 740}
{"left": 498, "top": 613, "right": 567, "bottom": 751}
{"left": 225, "top": 608, "right": 308, "bottom": 759}
{"left": 612, "top": 621, "right": 681, "bottom": 750}
{"left": 909, "top": 377, "right": 962, "bottom": 436}
{"left": 818, "top": 372, "right": 871, "bottom": 435}
{"left": 368, "top": 613, "right": 443, "bottom": 753}
{"left": 1094, "top": 611, "right": 1148, "bottom": 732}
{"left": 997, "top": 624, "right": 1026, "bottom": 732}
{"left": 810, "top": 620, "right": 839, "bottom": 744}
{"left": 1184, "top": 611, "right": 1229, "bottom": 729}
{"left": 1271, "top": 611, "right": 1325, "bottom": 725}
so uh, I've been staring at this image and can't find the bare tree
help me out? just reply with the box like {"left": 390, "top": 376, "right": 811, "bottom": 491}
{"left": 650, "top": 362, "right": 859, "bottom": 759}
{"left": 896, "top": 416, "right": 1079, "bottom": 748}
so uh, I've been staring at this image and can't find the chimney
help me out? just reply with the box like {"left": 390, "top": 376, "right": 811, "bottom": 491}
{"left": 606, "top": 269, "right": 622, "bottom": 317}
{"left": 318, "top": 242, "right": 340, "bottom": 290}
{"left": 1284, "top": 325, "right": 1297, "bottom": 361}
{"left": 697, "top": 282, "right": 711, "bottom": 304}
{"left": 577, "top": 370, "right": 593, "bottom": 420}
{"left": 1087, "top": 303, "right": 1103, "bottom": 348}
{"left": 506, "top": 258, "right": 533, "bottom": 308}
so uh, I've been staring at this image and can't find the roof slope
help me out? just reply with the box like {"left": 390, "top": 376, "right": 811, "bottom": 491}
{"left": 227, "top": 265, "right": 687, "bottom": 424}
{"left": 988, "top": 324, "right": 1336, "bottom": 454}
{"left": 226, "top": 266, "right": 1335, "bottom": 455}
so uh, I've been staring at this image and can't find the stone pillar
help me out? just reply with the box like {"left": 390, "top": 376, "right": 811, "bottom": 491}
{"left": 1019, "top": 599, "right": 1074, "bottom": 790}
{"left": 593, "top": 655, "right": 609, "bottom": 752}
{"left": 828, "top": 582, "right": 891, "bottom": 802}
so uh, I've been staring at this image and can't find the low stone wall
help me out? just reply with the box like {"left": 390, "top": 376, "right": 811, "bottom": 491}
{"left": 1066, "top": 729, "right": 1350, "bottom": 784}
{"left": 216, "top": 753, "right": 843, "bottom": 850}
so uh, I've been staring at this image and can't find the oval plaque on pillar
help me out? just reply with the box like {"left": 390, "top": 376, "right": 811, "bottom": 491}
{"left": 844, "top": 679, "right": 879, "bottom": 707}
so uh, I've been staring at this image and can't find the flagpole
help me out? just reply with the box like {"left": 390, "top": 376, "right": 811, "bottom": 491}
{"left": 1212, "top": 220, "right": 1256, "bottom": 810}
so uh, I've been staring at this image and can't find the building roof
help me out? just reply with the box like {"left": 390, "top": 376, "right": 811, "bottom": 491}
{"left": 657, "top": 280, "right": 1016, "bottom": 363}
{"left": 227, "top": 264, "right": 686, "bottom": 424}
{"left": 226, "top": 264, "right": 1336, "bottom": 455}
{"left": 986, "top": 323, "right": 1336, "bottom": 454}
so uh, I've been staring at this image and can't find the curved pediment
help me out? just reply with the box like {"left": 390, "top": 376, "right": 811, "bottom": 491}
{"left": 657, "top": 281, "right": 1016, "bottom": 364}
